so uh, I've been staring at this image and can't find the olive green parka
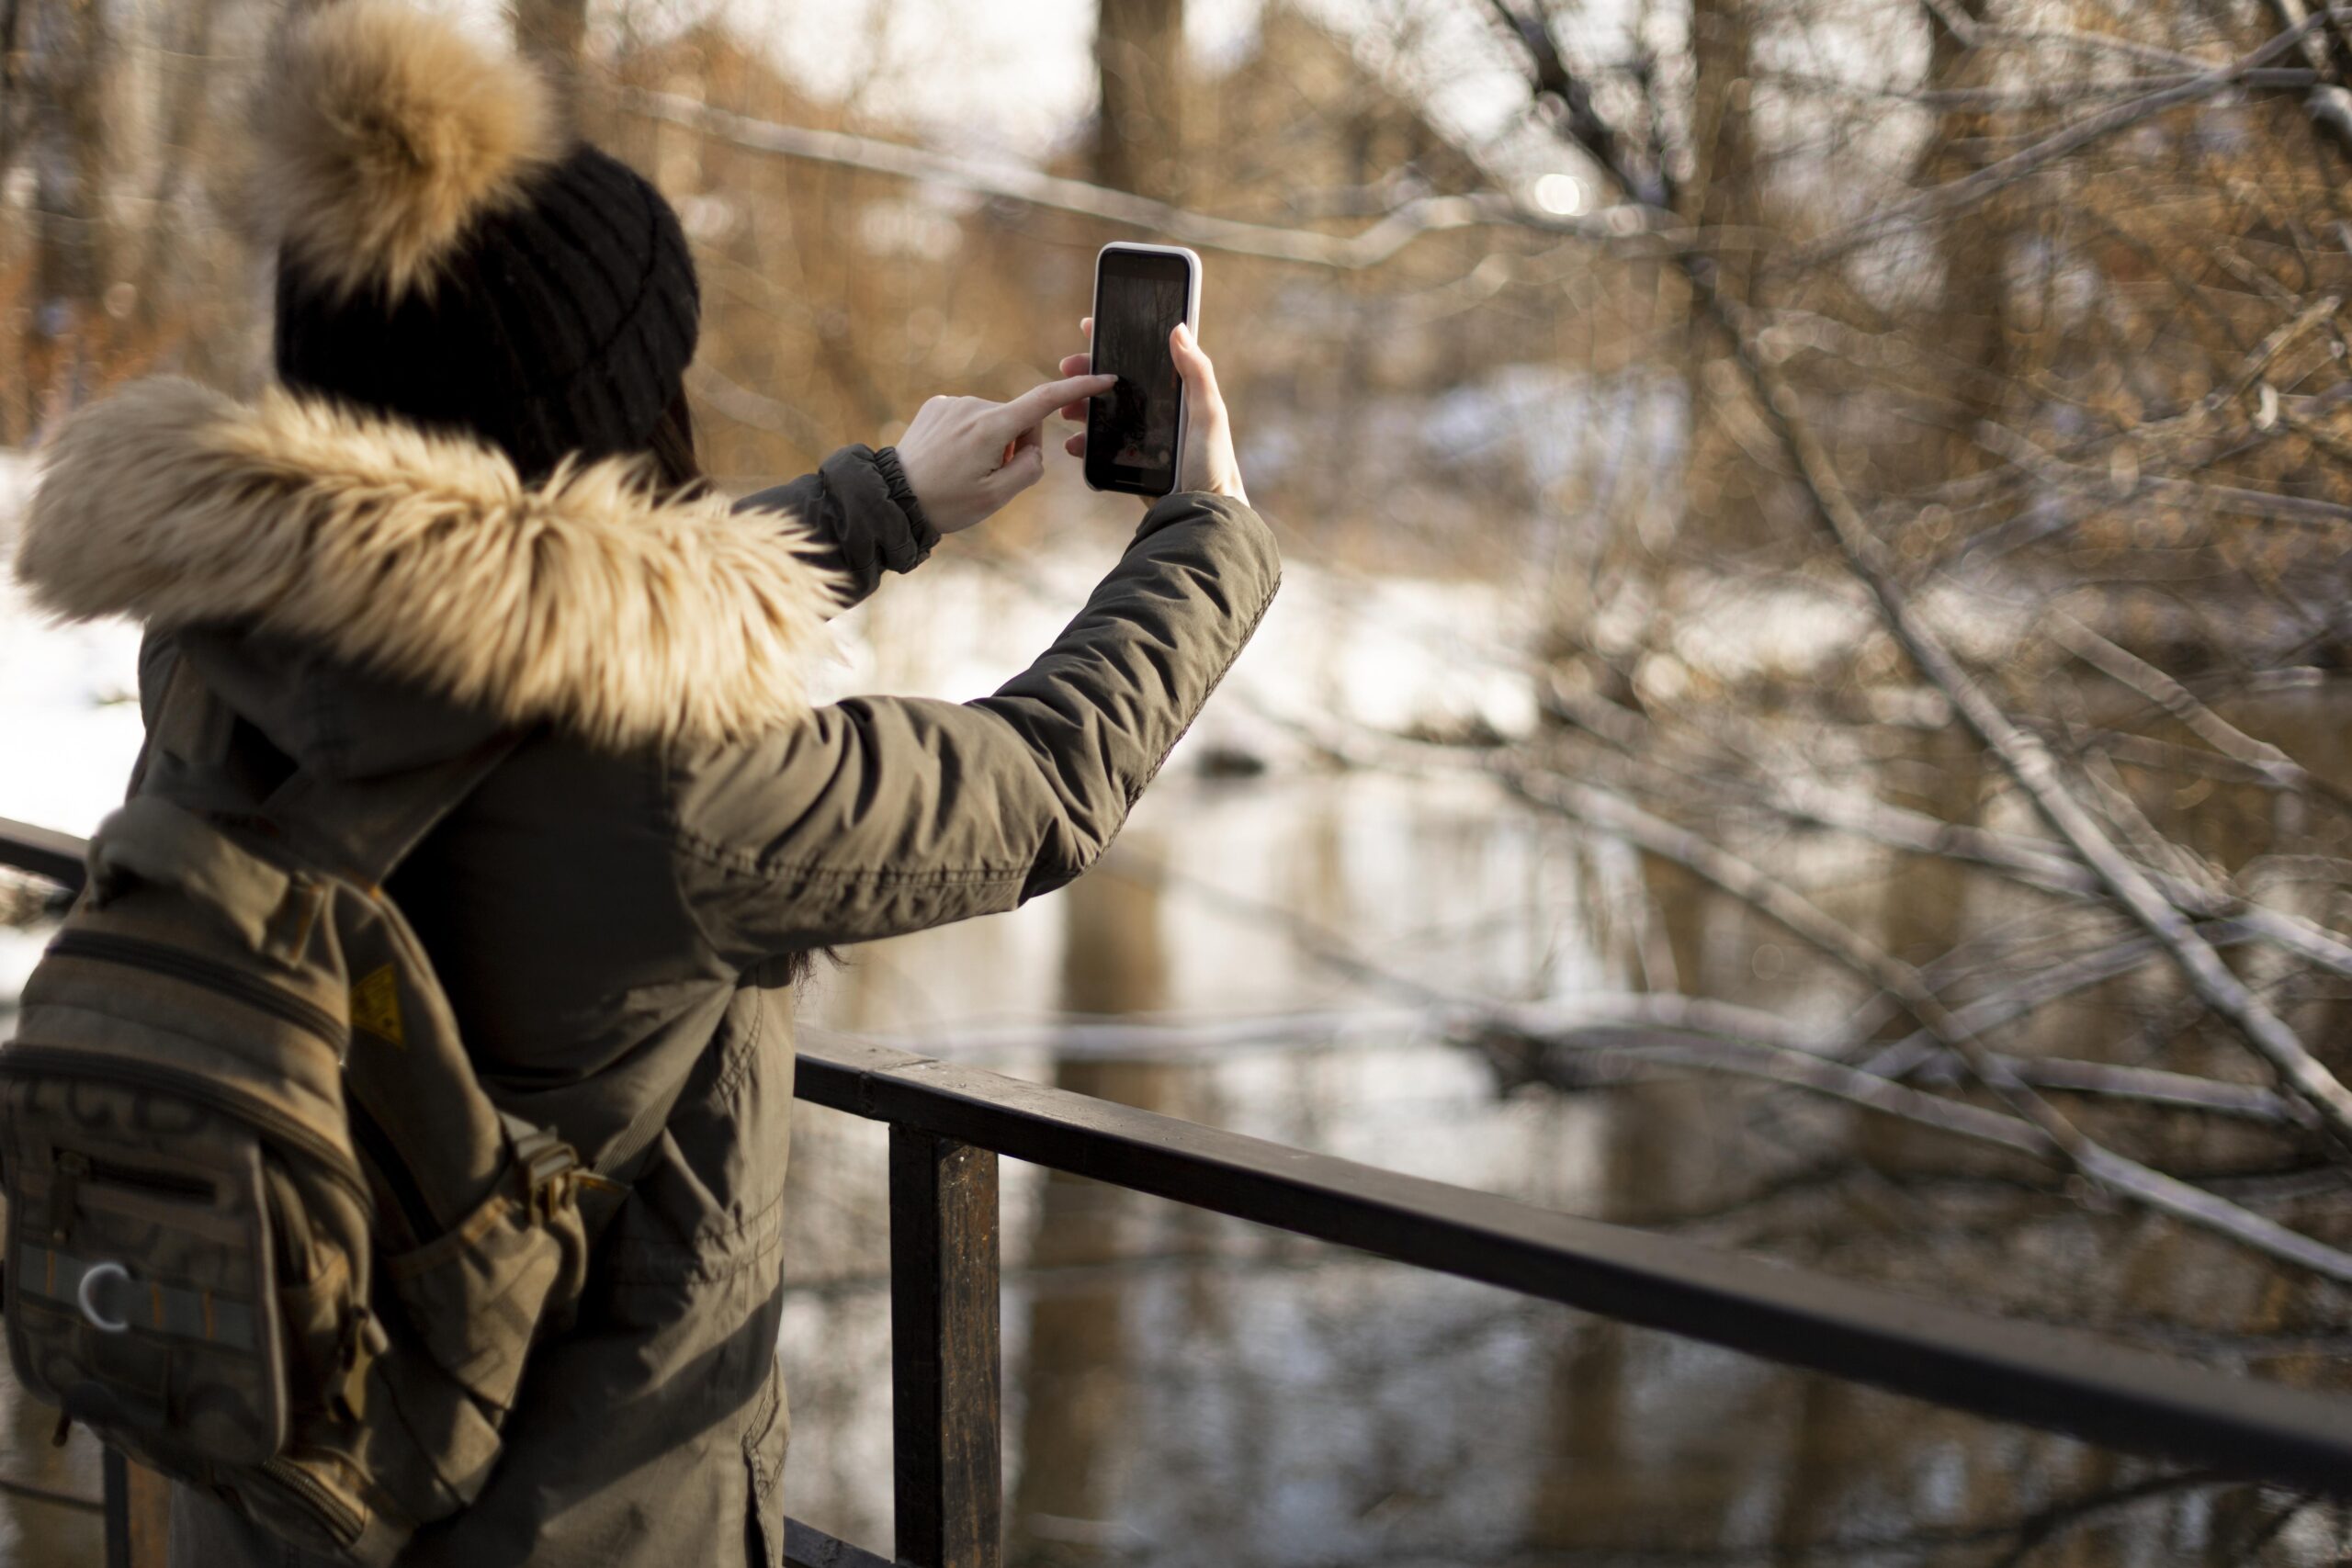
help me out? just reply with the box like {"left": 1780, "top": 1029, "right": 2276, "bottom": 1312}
{"left": 12, "top": 375, "right": 1279, "bottom": 1566}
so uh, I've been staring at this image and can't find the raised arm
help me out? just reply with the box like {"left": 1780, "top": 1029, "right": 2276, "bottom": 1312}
{"left": 671, "top": 332, "right": 1272, "bottom": 964}
{"left": 669, "top": 491, "right": 1275, "bottom": 962}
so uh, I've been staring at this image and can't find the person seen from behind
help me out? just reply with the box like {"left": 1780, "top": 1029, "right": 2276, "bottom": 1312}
{"left": 9, "top": 4, "right": 1277, "bottom": 1564}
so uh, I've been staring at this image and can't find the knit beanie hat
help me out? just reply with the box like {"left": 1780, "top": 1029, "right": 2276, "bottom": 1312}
{"left": 254, "top": 1, "right": 698, "bottom": 480}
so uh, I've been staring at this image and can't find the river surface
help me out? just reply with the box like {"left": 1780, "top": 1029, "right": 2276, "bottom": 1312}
{"left": 2, "top": 526, "right": 2349, "bottom": 1564}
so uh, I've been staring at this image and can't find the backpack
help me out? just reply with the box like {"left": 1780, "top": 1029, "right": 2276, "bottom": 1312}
{"left": 0, "top": 661, "right": 624, "bottom": 1564}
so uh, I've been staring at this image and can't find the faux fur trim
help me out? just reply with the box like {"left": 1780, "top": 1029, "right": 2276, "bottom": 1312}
{"left": 251, "top": 1, "right": 560, "bottom": 301}
{"left": 15, "top": 378, "right": 842, "bottom": 754}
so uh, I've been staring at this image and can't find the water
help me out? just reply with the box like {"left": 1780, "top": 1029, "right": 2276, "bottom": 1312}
{"left": 3, "top": 533, "right": 2348, "bottom": 1562}
{"left": 768, "top": 760, "right": 2352, "bottom": 1566}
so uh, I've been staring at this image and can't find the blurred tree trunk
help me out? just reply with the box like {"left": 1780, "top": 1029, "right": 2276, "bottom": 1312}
{"left": 130, "top": 0, "right": 218, "bottom": 336}
{"left": 0, "top": 0, "right": 28, "bottom": 184}
{"left": 1921, "top": 0, "right": 2008, "bottom": 480}
{"left": 26, "top": 0, "right": 118, "bottom": 432}
{"left": 1678, "top": 0, "right": 1763, "bottom": 552}
{"left": 1007, "top": 853, "right": 1178, "bottom": 1558}
{"left": 1095, "top": 0, "right": 1185, "bottom": 201}
{"left": 513, "top": 0, "right": 586, "bottom": 128}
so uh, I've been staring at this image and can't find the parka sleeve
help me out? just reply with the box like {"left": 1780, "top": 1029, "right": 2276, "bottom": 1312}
{"left": 666, "top": 491, "right": 1279, "bottom": 964}
{"left": 734, "top": 444, "right": 939, "bottom": 611}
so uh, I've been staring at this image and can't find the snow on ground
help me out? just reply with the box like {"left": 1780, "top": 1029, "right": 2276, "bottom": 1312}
{"left": 821, "top": 539, "right": 1543, "bottom": 771}
{"left": 0, "top": 454, "right": 148, "bottom": 839}
{"left": 0, "top": 458, "right": 1541, "bottom": 852}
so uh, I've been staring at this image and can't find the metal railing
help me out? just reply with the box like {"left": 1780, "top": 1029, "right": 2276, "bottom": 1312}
{"left": 3, "top": 815, "right": 2351, "bottom": 1568}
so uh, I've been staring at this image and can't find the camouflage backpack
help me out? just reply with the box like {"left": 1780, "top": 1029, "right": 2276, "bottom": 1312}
{"left": 0, "top": 663, "right": 623, "bottom": 1564}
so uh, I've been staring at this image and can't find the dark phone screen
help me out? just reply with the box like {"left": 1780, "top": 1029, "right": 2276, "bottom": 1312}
{"left": 1086, "top": 249, "right": 1193, "bottom": 495}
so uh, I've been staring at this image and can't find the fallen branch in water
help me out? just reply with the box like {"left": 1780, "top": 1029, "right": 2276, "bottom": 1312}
{"left": 1487, "top": 762, "right": 2352, "bottom": 1283}
{"left": 1486, "top": 1021, "right": 2300, "bottom": 1130}
{"left": 1466, "top": 1021, "right": 2052, "bottom": 1157}
{"left": 1483, "top": 997, "right": 2304, "bottom": 1126}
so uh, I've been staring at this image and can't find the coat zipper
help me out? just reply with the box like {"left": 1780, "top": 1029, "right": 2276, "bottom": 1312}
{"left": 44, "top": 931, "right": 348, "bottom": 1055}
{"left": 0, "top": 1045, "right": 367, "bottom": 1204}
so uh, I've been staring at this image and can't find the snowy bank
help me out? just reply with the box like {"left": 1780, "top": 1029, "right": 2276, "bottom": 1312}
{"left": 0, "top": 464, "right": 1541, "bottom": 843}
{"left": 0, "top": 453, "right": 149, "bottom": 839}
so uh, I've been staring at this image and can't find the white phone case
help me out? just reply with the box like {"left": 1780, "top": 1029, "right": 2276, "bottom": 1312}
{"left": 1084, "top": 243, "right": 1205, "bottom": 496}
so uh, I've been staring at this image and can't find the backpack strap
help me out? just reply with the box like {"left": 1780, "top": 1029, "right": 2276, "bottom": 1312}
{"left": 150, "top": 665, "right": 661, "bottom": 1191}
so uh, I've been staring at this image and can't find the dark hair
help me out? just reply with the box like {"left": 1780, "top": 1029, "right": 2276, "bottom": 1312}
{"left": 643, "top": 386, "right": 833, "bottom": 987}
{"left": 646, "top": 387, "right": 705, "bottom": 495}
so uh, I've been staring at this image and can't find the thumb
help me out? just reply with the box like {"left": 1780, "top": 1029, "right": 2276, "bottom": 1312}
{"left": 1171, "top": 321, "right": 1220, "bottom": 401}
{"left": 984, "top": 435, "right": 1046, "bottom": 498}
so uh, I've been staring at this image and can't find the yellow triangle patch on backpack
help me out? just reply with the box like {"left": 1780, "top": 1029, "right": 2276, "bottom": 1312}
{"left": 350, "top": 964, "right": 405, "bottom": 1047}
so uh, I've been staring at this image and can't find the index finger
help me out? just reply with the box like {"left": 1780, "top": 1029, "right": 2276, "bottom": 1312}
{"left": 998, "top": 373, "right": 1114, "bottom": 431}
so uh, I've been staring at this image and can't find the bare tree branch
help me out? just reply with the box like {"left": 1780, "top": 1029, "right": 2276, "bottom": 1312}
{"left": 1484, "top": 1, "right": 2352, "bottom": 1155}
{"left": 1489, "top": 762, "right": 2352, "bottom": 1284}
{"left": 1781, "top": 12, "right": 2346, "bottom": 271}
{"left": 613, "top": 85, "right": 1644, "bottom": 270}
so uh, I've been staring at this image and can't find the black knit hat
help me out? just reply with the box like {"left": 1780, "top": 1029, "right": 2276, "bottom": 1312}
{"left": 255, "top": 2, "right": 698, "bottom": 479}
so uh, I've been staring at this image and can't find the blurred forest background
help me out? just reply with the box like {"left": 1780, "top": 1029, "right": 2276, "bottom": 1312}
{"left": 10, "top": 0, "right": 2352, "bottom": 1562}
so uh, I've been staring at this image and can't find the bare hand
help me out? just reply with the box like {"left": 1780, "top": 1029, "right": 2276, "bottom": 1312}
{"left": 1059, "top": 317, "right": 1248, "bottom": 504}
{"left": 894, "top": 371, "right": 1114, "bottom": 535}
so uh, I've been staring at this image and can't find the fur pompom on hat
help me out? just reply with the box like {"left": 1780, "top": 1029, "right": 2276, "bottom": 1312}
{"left": 252, "top": 1, "right": 561, "bottom": 303}
{"left": 255, "top": 0, "right": 701, "bottom": 482}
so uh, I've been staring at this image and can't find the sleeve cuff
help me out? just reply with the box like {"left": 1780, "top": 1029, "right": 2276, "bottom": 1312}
{"left": 869, "top": 445, "right": 941, "bottom": 564}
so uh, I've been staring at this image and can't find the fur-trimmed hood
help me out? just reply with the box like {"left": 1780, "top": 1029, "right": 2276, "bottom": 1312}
{"left": 13, "top": 377, "right": 840, "bottom": 755}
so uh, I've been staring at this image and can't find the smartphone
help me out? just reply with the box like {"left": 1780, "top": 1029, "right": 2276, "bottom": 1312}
{"left": 1084, "top": 243, "right": 1204, "bottom": 498}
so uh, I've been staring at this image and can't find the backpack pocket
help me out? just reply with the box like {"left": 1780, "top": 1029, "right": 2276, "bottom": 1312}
{"left": 379, "top": 1124, "right": 594, "bottom": 1418}
{"left": 0, "top": 1072, "right": 289, "bottom": 1467}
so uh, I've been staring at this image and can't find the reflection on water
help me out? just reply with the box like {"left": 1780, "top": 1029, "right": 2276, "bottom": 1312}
{"left": 1011, "top": 855, "right": 1185, "bottom": 1556}
{"left": 5, "top": 751, "right": 2351, "bottom": 1562}
{"left": 772, "top": 762, "right": 2352, "bottom": 1565}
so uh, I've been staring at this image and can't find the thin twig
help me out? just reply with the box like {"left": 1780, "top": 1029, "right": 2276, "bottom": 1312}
{"left": 2049, "top": 611, "right": 2345, "bottom": 806}
{"left": 1535, "top": 683, "right": 2352, "bottom": 983}
{"left": 685, "top": 362, "right": 835, "bottom": 456}
{"left": 1976, "top": 419, "right": 2352, "bottom": 529}
{"left": 1781, "top": 13, "right": 2344, "bottom": 271}
{"left": 1481, "top": 0, "right": 2352, "bottom": 1146}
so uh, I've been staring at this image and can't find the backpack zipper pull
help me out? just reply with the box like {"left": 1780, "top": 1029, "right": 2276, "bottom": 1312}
{"left": 48, "top": 1151, "right": 88, "bottom": 1244}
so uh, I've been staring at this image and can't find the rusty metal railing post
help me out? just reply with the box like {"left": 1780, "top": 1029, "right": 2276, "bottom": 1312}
{"left": 104, "top": 1450, "right": 128, "bottom": 1568}
{"left": 102, "top": 1449, "right": 169, "bottom": 1568}
{"left": 888, "top": 1128, "right": 1001, "bottom": 1568}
